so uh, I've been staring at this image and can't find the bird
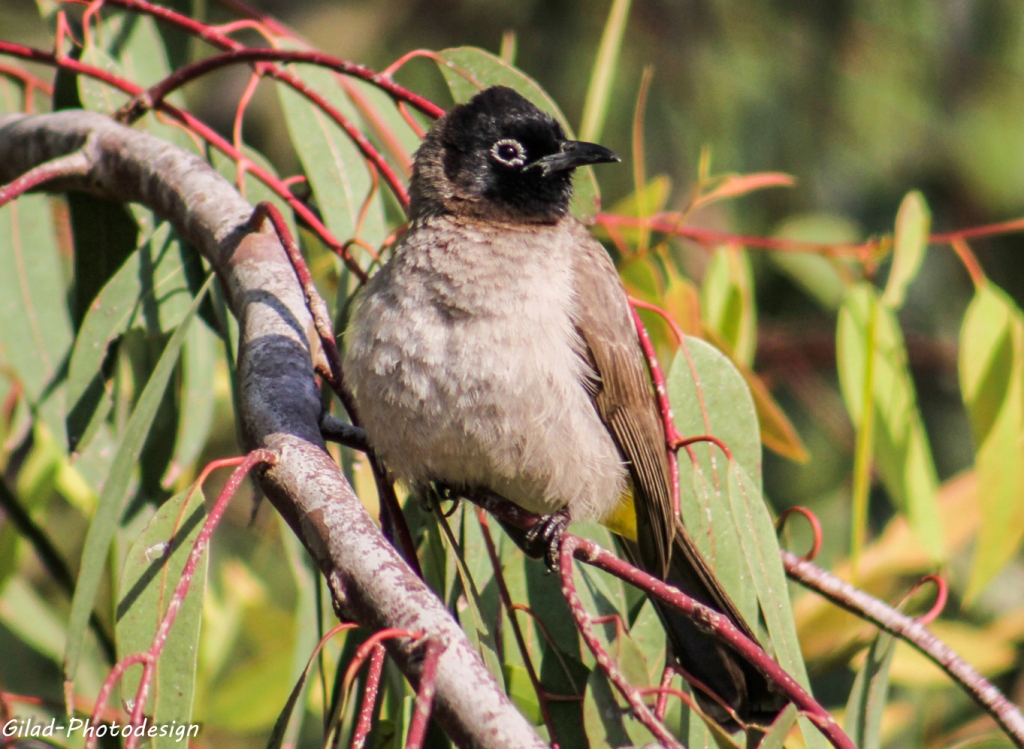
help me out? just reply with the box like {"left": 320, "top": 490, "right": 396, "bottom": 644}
{"left": 343, "top": 85, "right": 786, "bottom": 731}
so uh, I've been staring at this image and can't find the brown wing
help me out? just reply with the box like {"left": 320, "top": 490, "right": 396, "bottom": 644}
{"left": 570, "top": 226, "right": 787, "bottom": 727}
{"left": 568, "top": 225, "right": 675, "bottom": 577}
{"left": 568, "top": 224, "right": 757, "bottom": 634}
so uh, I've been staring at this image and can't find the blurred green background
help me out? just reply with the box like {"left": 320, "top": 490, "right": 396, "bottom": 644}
{"left": 4, "top": 0, "right": 1024, "bottom": 745}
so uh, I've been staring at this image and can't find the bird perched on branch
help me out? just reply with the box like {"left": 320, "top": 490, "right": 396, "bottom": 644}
{"left": 344, "top": 85, "right": 786, "bottom": 730}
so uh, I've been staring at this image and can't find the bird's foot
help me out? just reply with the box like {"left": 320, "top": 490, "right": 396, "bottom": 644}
{"left": 524, "top": 510, "right": 571, "bottom": 572}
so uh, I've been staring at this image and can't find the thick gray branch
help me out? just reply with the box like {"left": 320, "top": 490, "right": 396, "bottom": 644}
{"left": 0, "top": 111, "right": 545, "bottom": 749}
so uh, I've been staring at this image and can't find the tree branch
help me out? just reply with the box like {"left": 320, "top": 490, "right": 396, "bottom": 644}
{"left": 0, "top": 111, "right": 545, "bottom": 749}
{"left": 782, "top": 550, "right": 1024, "bottom": 748}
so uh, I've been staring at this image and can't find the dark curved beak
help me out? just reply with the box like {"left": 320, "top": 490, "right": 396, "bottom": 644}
{"left": 532, "top": 140, "right": 621, "bottom": 174}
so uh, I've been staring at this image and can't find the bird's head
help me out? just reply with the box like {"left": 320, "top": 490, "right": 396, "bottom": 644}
{"left": 409, "top": 86, "right": 620, "bottom": 223}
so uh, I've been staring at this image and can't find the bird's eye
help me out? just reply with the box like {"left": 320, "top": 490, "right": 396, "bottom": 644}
{"left": 490, "top": 138, "right": 527, "bottom": 167}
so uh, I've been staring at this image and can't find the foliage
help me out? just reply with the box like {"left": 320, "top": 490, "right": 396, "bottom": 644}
{"left": 0, "top": 2, "right": 1023, "bottom": 749}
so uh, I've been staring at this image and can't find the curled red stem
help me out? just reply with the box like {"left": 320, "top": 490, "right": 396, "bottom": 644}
{"left": 671, "top": 434, "right": 733, "bottom": 460}
{"left": 908, "top": 574, "right": 948, "bottom": 626}
{"left": 775, "top": 506, "right": 823, "bottom": 562}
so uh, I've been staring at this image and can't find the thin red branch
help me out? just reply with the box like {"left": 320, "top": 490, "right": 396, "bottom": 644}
{"left": 932, "top": 217, "right": 1024, "bottom": 244}
{"left": 911, "top": 574, "right": 948, "bottom": 627}
{"left": 599, "top": 212, "right": 880, "bottom": 258}
{"left": 85, "top": 450, "right": 277, "bottom": 749}
{"left": 0, "top": 40, "right": 368, "bottom": 277}
{"left": 775, "top": 506, "right": 823, "bottom": 562}
{"left": 0, "top": 150, "right": 91, "bottom": 208}
{"left": 570, "top": 536, "right": 855, "bottom": 749}
{"left": 349, "top": 645, "right": 385, "bottom": 749}
{"left": 558, "top": 535, "right": 684, "bottom": 748}
{"left": 212, "top": 0, "right": 293, "bottom": 37}
{"left": 671, "top": 434, "right": 733, "bottom": 461}
{"left": 477, "top": 510, "right": 560, "bottom": 744}
{"left": 405, "top": 641, "right": 441, "bottom": 749}
{"left": 655, "top": 662, "right": 674, "bottom": 721}
{"left": 950, "top": 237, "right": 986, "bottom": 288}
{"left": 782, "top": 550, "right": 1024, "bottom": 748}
{"left": 630, "top": 296, "right": 686, "bottom": 347}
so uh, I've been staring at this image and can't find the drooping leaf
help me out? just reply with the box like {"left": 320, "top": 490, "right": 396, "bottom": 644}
{"left": 769, "top": 213, "right": 858, "bottom": 311}
{"left": 278, "top": 59, "right": 387, "bottom": 256}
{"left": 116, "top": 485, "right": 208, "bottom": 748}
{"left": 882, "top": 191, "right": 930, "bottom": 309}
{"left": 64, "top": 274, "right": 213, "bottom": 690}
{"left": 435, "top": 46, "right": 602, "bottom": 223}
{"left": 209, "top": 146, "right": 296, "bottom": 243}
{"left": 843, "top": 631, "right": 897, "bottom": 749}
{"left": 66, "top": 220, "right": 203, "bottom": 452}
{"left": 163, "top": 320, "right": 217, "bottom": 488}
{"left": 691, "top": 172, "right": 795, "bottom": 212}
{"left": 837, "top": 283, "right": 944, "bottom": 560}
{"left": 959, "top": 282, "right": 1024, "bottom": 601}
{"left": 0, "top": 193, "right": 73, "bottom": 450}
{"left": 701, "top": 246, "right": 757, "bottom": 367}
{"left": 578, "top": 0, "right": 632, "bottom": 144}
{"left": 668, "top": 336, "right": 823, "bottom": 749}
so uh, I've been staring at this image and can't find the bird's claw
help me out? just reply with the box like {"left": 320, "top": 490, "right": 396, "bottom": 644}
{"left": 524, "top": 510, "right": 570, "bottom": 572}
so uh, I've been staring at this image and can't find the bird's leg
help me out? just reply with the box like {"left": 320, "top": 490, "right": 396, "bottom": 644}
{"left": 523, "top": 509, "right": 571, "bottom": 571}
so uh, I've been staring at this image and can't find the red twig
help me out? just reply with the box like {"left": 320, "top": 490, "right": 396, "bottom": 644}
{"left": 0, "top": 63, "right": 53, "bottom": 112}
{"left": 86, "top": 450, "right": 277, "bottom": 749}
{"left": 0, "top": 150, "right": 91, "bottom": 208}
{"left": 671, "top": 434, "right": 733, "bottom": 460}
{"left": 782, "top": 550, "right": 1024, "bottom": 748}
{"left": 559, "top": 535, "right": 683, "bottom": 748}
{"left": 654, "top": 662, "right": 674, "bottom": 721}
{"left": 212, "top": 0, "right": 293, "bottom": 37}
{"left": 568, "top": 535, "right": 855, "bottom": 749}
{"left": 599, "top": 212, "right": 880, "bottom": 258}
{"left": 629, "top": 304, "right": 682, "bottom": 520}
{"left": 949, "top": 237, "right": 986, "bottom": 288}
{"left": 630, "top": 296, "right": 687, "bottom": 347}
{"left": 0, "top": 40, "right": 368, "bottom": 278}
{"left": 477, "top": 510, "right": 560, "bottom": 744}
{"left": 405, "top": 640, "right": 441, "bottom": 749}
{"left": 775, "top": 506, "right": 823, "bottom": 562}
{"left": 349, "top": 645, "right": 385, "bottom": 749}
{"left": 906, "top": 574, "right": 948, "bottom": 626}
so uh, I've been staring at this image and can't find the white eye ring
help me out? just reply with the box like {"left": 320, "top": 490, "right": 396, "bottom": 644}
{"left": 490, "top": 138, "right": 527, "bottom": 167}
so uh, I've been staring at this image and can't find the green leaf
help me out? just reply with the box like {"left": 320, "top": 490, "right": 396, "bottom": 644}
{"left": 278, "top": 60, "right": 386, "bottom": 255}
{"left": 582, "top": 667, "right": 656, "bottom": 749}
{"left": 579, "top": 0, "right": 632, "bottom": 143}
{"left": 66, "top": 221, "right": 203, "bottom": 452}
{"left": 266, "top": 524, "right": 342, "bottom": 749}
{"left": 64, "top": 274, "right": 214, "bottom": 690}
{"left": 701, "top": 247, "right": 757, "bottom": 367}
{"left": 959, "top": 283, "right": 1024, "bottom": 600}
{"left": 769, "top": 213, "right": 858, "bottom": 311}
{"left": 116, "top": 485, "right": 208, "bottom": 747}
{"left": 759, "top": 705, "right": 798, "bottom": 749}
{"left": 843, "top": 632, "right": 897, "bottom": 749}
{"left": 0, "top": 193, "right": 73, "bottom": 450}
{"left": 668, "top": 337, "right": 823, "bottom": 749}
{"left": 433, "top": 505, "right": 504, "bottom": 685}
{"left": 164, "top": 320, "right": 217, "bottom": 488}
{"left": 79, "top": 43, "right": 131, "bottom": 113}
{"left": 435, "top": 46, "right": 602, "bottom": 224}
{"left": 882, "top": 191, "right": 930, "bottom": 309}
{"left": 837, "top": 283, "right": 944, "bottom": 559}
